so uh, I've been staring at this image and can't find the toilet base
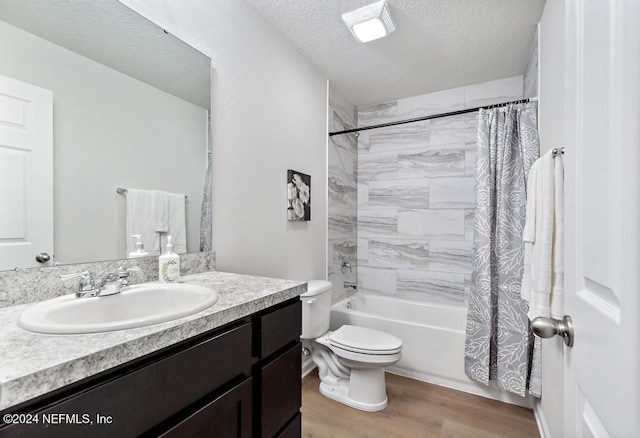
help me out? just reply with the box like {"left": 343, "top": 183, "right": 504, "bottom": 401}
{"left": 318, "top": 367, "right": 389, "bottom": 412}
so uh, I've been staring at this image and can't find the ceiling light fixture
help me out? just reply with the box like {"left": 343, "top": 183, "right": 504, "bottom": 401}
{"left": 342, "top": 1, "right": 396, "bottom": 43}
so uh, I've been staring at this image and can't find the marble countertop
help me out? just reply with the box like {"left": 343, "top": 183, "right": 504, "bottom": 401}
{"left": 0, "top": 271, "right": 306, "bottom": 410}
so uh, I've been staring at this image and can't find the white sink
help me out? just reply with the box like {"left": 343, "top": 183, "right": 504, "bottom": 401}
{"left": 18, "top": 283, "right": 219, "bottom": 334}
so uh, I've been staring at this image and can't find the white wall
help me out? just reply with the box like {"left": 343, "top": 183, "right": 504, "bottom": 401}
{"left": 121, "top": 0, "right": 328, "bottom": 281}
{"left": 537, "top": 1, "right": 566, "bottom": 437}
{"left": 0, "top": 20, "right": 207, "bottom": 265}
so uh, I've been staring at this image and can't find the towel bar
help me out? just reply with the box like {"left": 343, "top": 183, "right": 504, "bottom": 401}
{"left": 116, "top": 188, "right": 187, "bottom": 199}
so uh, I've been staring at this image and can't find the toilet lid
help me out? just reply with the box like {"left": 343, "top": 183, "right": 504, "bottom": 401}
{"left": 329, "top": 325, "right": 402, "bottom": 353}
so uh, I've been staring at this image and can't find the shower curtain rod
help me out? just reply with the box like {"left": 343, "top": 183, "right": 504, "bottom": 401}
{"left": 329, "top": 97, "right": 535, "bottom": 137}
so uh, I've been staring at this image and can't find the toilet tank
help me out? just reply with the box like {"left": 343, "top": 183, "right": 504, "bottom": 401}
{"left": 300, "top": 280, "right": 332, "bottom": 339}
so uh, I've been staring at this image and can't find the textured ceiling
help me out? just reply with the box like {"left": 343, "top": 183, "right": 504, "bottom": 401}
{"left": 0, "top": 0, "right": 210, "bottom": 109}
{"left": 244, "top": 0, "right": 545, "bottom": 107}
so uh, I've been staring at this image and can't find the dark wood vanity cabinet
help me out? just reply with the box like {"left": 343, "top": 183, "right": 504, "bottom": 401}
{"left": 0, "top": 297, "right": 302, "bottom": 438}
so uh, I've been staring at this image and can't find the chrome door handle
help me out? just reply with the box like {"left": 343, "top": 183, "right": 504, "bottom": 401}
{"left": 531, "top": 315, "right": 574, "bottom": 347}
{"left": 35, "top": 253, "right": 51, "bottom": 263}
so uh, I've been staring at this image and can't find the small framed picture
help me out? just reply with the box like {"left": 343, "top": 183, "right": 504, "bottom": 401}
{"left": 287, "top": 170, "right": 311, "bottom": 221}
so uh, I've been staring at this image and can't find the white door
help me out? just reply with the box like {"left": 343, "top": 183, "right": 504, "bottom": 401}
{"left": 0, "top": 74, "right": 53, "bottom": 270}
{"left": 564, "top": 1, "right": 640, "bottom": 436}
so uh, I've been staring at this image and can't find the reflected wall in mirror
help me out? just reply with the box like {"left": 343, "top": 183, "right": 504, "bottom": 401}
{"left": 0, "top": 0, "right": 212, "bottom": 270}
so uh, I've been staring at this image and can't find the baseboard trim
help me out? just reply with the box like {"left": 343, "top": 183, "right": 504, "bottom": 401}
{"left": 533, "top": 400, "right": 550, "bottom": 438}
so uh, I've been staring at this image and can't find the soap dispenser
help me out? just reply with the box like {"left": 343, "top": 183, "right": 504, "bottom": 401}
{"left": 128, "top": 234, "right": 149, "bottom": 259}
{"left": 159, "top": 235, "right": 180, "bottom": 282}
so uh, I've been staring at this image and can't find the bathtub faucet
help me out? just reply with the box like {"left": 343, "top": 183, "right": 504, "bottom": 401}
{"left": 341, "top": 257, "right": 352, "bottom": 274}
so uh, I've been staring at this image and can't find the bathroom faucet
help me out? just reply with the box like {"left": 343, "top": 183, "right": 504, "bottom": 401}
{"left": 61, "top": 266, "right": 139, "bottom": 298}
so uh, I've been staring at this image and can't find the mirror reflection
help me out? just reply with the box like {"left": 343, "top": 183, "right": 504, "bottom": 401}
{"left": 0, "top": 0, "right": 212, "bottom": 270}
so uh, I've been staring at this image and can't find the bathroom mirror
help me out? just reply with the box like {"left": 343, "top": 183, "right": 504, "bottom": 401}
{"left": 0, "top": 0, "right": 212, "bottom": 269}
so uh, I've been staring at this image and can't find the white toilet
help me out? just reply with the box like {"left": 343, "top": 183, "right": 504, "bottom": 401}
{"left": 301, "top": 280, "right": 402, "bottom": 411}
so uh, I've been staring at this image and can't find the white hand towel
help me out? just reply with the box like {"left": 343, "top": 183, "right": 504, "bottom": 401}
{"left": 126, "top": 189, "right": 161, "bottom": 255}
{"left": 152, "top": 190, "right": 169, "bottom": 233}
{"left": 551, "top": 155, "right": 565, "bottom": 318}
{"left": 160, "top": 192, "right": 187, "bottom": 254}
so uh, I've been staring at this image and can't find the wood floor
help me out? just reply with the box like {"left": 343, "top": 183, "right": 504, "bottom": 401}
{"left": 301, "top": 371, "right": 539, "bottom": 438}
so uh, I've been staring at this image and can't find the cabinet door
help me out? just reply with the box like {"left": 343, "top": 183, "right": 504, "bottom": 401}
{"left": 260, "top": 342, "right": 301, "bottom": 438}
{"left": 158, "top": 378, "right": 252, "bottom": 438}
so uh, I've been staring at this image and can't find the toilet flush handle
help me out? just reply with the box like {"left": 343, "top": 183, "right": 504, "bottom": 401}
{"left": 306, "top": 298, "right": 316, "bottom": 305}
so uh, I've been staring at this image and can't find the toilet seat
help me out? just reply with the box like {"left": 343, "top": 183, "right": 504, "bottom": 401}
{"left": 329, "top": 325, "right": 402, "bottom": 355}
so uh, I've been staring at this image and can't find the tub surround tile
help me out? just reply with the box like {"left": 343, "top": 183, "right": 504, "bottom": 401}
{"left": 0, "top": 252, "right": 215, "bottom": 308}
{"left": 358, "top": 101, "right": 398, "bottom": 127}
{"left": 357, "top": 238, "right": 369, "bottom": 265}
{"left": 354, "top": 77, "right": 520, "bottom": 305}
{"left": 430, "top": 113, "right": 478, "bottom": 146}
{"left": 357, "top": 266, "right": 397, "bottom": 296}
{"left": 398, "top": 144, "right": 466, "bottom": 178}
{"left": 367, "top": 120, "right": 430, "bottom": 153}
{"left": 328, "top": 208, "right": 357, "bottom": 239}
{"left": 397, "top": 270, "right": 465, "bottom": 305}
{"left": 465, "top": 209, "right": 476, "bottom": 241}
{"left": 367, "top": 178, "right": 430, "bottom": 210}
{"left": 398, "top": 210, "right": 465, "bottom": 240}
{"left": 396, "top": 87, "right": 465, "bottom": 120}
{"left": 368, "top": 239, "right": 429, "bottom": 270}
{"left": 328, "top": 97, "right": 358, "bottom": 308}
{"left": 429, "top": 177, "right": 475, "bottom": 209}
{"left": 358, "top": 150, "right": 398, "bottom": 182}
{"left": 358, "top": 210, "right": 398, "bottom": 239}
{"left": 428, "top": 240, "right": 473, "bottom": 274}
{"left": 357, "top": 184, "right": 369, "bottom": 210}
{"left": 523, "top": 31, "right": 538, "bottom": 99}
{"left": 463, "top": 76, "right": 524, "bottom": 109}
{"left": 0, "top": 271, "right": 305, "bottom": 410}
{"left": 328, "top": 174, "right": 357, "bottom": 210}
{"left": 465, "top": 142, "right": 477, "bottom": 175}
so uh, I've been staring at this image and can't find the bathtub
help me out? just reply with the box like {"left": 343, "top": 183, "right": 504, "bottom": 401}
{"left": 329, "top": 293, "right": 532, "bottom": 408}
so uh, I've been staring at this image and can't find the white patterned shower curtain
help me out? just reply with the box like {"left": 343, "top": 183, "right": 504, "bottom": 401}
{"left": 464, "top": 102, "right": 540, "bottom": 396}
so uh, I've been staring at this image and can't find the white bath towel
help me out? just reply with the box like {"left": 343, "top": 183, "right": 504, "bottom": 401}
{"left": 152, "top": 190, "right": 169, "bottom": 233}
{"left": 521, "top": 150, "right": 565, "bottom": 320}
{"left": 125, "top": 189, "right": 162, "bottom": 255}
{"left": 160, "top": 192, "right": 187, "bottom": 254}
{"left": 551, "top": 155, "right": 564, "bottom": 318}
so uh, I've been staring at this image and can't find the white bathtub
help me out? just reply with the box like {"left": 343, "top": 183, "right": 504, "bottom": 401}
{"left": 329, "top": 293, "right": 532, "bottom": 408}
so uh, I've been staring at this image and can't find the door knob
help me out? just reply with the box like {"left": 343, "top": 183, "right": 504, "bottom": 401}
{"left": 35, "top": 252, "right": 51, "bottom": 263}
{"left": 531, "top": 315, "right": 574, "bottom": 347}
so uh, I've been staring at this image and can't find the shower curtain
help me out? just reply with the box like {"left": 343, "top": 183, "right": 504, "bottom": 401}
{"left": 464, "top": 102, "right": 540, "bottom": 397}
{"left": 199, "top": 114, "right": 213, "bottom": 252}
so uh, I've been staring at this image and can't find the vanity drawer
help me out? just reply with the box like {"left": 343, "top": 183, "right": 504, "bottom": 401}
{"left": 0, "top": 322, "right": 252, "bottom": 438}
{"left": 259, "top": 341, "right": 301, "bottom": 438}
{"left": 158, "top": 377, "right": 252, "bottom": 438}
{"left": 255, "top": 298, "right": 301, "bottom": 359}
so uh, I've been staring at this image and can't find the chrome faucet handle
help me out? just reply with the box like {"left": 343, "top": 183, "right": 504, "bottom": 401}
{"left": 60, "top": 271, "right": 96, "bottom": 292}
{"left": 116, "top": 266, "right": 140, "bottom": 290}
{"left": 341, "top": 257, "right": 352, "bottom": 274}
{"left": 117, "top": 265, "right": 140, "bottom": 277}
{"left": 60, "top": 271, "right": 98, "bottom": 297}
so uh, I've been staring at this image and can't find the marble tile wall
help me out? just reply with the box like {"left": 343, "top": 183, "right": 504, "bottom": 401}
{"left": 357, "top": 77, "right": 523, "bottom": 305}
{"left": 328, "top": 87, "right": 358, "bottom": 303}
{"left": 523, "top": 27, "right": 539, "bottom": 99}
{"left": 0, "top": 251, "right": 215, "bottom": 308}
